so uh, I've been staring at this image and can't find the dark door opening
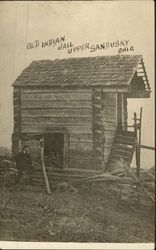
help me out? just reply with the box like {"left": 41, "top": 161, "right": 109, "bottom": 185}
{"left": 44, "top": 133, "right": 64, "bottom": 168}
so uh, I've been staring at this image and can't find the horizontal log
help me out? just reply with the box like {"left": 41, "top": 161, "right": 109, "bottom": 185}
{"left": 21, "top": 123, "right": 92, "bottom": 134}
{"left": 136, "top": 144, "right": 155, "bottom": 151}
{"left": 21, "top": 108, "right": 92, "bottom": 118}
{"left": 102, "top": 123, "right": 116, "bottom": 129}
{"left": 21, "top": 100, "right": 92, "bottom": 109}
{"left": 102, "top": 117, "right": 116, "bottom": 123}
{"left": 69, "top": 141, "right": 93, "bottom": 151}
{"left": 102, "top": 110, "right": 116, "bottom": 116}
{"left": 21, "top": 88, "right": 92, "bottom": 93}
{"left": 22, "top": 117, "right": 92, "bottom": 126}
{"left": 118, "top": 130, "right": 135, "bottom": 137}
{"left": 102, "top": 103, "right": 116, "bottom": 108}
{"left": 102, "top": 119, "right": 116, "bottom": 125}
{"left": 70, "top": 133, "right": 93, "bottom": 143}
{"left": 47, "top": 172, "right": 86, "bottom": 178}
{"left": 22, "top": 132, "right": 93, "bottom": 143}
{"left": 69, "top": 150, "right": 93, "bottom": 159}
{"left": 69, "top": 158, "right": 101, "bottom": 170}
{"left": 102, "top": 93, "right": 116, "bottom": 99}
{"left": 113, "top": 140, "right": 135, "bottom": 146}
{"left": 21, "top": 92, "right": 92, "bottom": 101}
{"left": 115, "top": 134, "right": 136, "bottom": 143}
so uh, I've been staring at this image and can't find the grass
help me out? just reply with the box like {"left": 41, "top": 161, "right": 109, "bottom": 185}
{"left": 0, "top": 179, "right": 155, "bottom": 242}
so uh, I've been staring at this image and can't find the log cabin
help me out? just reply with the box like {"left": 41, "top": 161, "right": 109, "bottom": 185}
{"left": 12, "top": 55, "right": 151, "bottom": 172}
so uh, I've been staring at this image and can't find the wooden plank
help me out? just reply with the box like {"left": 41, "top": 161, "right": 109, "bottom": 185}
{"left": 102, "top": 116, "right": 116, "bottom": 123}
{"left": 69, "top": 150, "right": 93, "bottom": 159}
{"left": 103, "top": 125, "right": 116, "bottom": 130}
{"left": 21, "top": 108, "right": 92, "bottom": 118}
{"left": 21, "top": 123, "right": 92, "bottom": 134}
{"left": 12, "top": 88, "right": 21, "bottom": 156}
{"left": 118, "top": 130, "right": 135, "bottom": 137}
{"left": 40, "top": 138, "right": 51, "bottom": 194}
{"left": 21, "top": 100, "right": 92, "bottom": 109}
{"left": 111, "top": 148, "right": 132, "bottom": 156}
{"left": 102, "top": 120, "right": 116, "bottom": 126}
{"left": 21, "top": 92, "right": 92, "bottom": 101}
{"left": 102, "top": 87, "right": 129, "bottom": 93}
{"left": 103, "top": 106, "right": 116, "bottom": 111}
{"left": 69, "top": 141, "right": 93, "bottom": 151}
{"left": 68, "top": 158, "right": 101, "bottom": 170}
{"left": 115, "top": 134, "right": 136, "bottom": 143}
{"left": 69, "top": 158, "right": 92, "bottom": 169}
{"left": 70, "top": 133, "right": 93, "bottom": 143}
{"left": 21, "top": 88, "right": 92, "bottom": 93}
{"left": 63, "top": 133, "right": 69, "bottom": 169}
{"left": 137, "top": 144, "right": 155, "bottom": 151}
{"left": 21, "top": 132, "right": 93, "bottom": 142}
{"left": 102, "top": 110, "right": 116, "bottom": 116}
{"left": 22, "top": 117, "right": 92, "bottom": 126}
{"left": 127, "top": 91, "right": 150, "bottom": 98}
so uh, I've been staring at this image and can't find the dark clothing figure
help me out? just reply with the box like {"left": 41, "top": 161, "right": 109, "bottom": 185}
{"left": 16, "top": 148, "right": 33, "bottom": 183}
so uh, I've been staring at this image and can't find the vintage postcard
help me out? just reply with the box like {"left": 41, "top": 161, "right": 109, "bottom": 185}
{"left": 0, "top": 1, "right": 155, "bottom": 249}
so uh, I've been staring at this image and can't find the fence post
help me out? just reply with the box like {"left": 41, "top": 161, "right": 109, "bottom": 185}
{"left": 134, "top": 112, "right": 140, "bottom": 177}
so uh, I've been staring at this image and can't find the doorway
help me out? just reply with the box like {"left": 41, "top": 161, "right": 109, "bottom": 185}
{"left": 44, "top": 133, "right": 64, "bottom": 168}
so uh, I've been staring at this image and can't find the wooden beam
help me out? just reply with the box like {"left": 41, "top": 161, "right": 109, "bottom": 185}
{"left": 63, "top": 133, "right": 69, "bottom": 169}
{"left": 138, "top": 107, "right": 142, "bottom": 174}
{"left": 40, "top": 138, "right": 51, "bottom": 194}
{"left": 136, "top": 144, "right": 155, "bottom": 151}
{"left": 127, "top": 91, "right": 150, "bottom": 98}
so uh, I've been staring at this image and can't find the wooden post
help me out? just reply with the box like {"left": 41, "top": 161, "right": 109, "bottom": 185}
{"left": 134, "top": 112, "right": 140, "bottom": 177}
{"left": 40, "top": 138, "right": 51, "bottom": 195}
{"left": 115, "top": 92, "right": 118, "bottom": 128}
{"left": 101, "top": 126, "right": 105, "bottom": 172}
{"left": 19, "top": 139, "right": 22, "bottom": 152}
{"left": 63, "top": 133, "right": 69, "bottom": 169}
{"left": 138, "top": 107, "right": 142, "bottom": 171}
{"left": 134, "top": 112, "right": 137, "bottom": 138}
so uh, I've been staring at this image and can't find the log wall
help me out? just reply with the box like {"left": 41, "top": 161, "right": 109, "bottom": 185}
{"left": 13, "top": 87, "right": 128, "bottom": 170}
{"left": 20, "top": 88, "right": 93, "bottom": 169}
{"left": 123, "top": 94, "right": 128, "bottom": 130}
{"left": 12, "top": 87, "right": 21, "bottom": 157}
{"left": 101, "top": 92, "right": 117, "bottom": 165}
{"left": 92, "top": 88, "right": 105, "bottom": 170}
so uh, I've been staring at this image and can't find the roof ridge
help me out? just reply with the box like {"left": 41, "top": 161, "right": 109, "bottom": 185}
{"left": 31, "top": 54, "right": 142, "bottom": 64}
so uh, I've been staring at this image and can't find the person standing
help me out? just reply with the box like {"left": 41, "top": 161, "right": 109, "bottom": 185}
{"left": 15, "top": 145, "right": 33, "bottom": 184}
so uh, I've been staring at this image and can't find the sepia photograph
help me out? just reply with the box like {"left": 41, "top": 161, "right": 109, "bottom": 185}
{"left": 0, "top": 1, "right": 155, "bottom": 249}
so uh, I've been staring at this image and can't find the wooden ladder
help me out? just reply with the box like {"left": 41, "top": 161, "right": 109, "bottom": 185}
{"left": 107, "top": 130, "right": 137, "bottom": 172}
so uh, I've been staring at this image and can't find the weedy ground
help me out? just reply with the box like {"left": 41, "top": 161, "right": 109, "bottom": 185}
{"left": 0, "top": 178, "right": 155, "bottom": 243}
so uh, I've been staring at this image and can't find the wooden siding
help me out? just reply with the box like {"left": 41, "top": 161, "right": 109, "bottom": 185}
{"left": 20, "top": 88, "right": 93, "bottom": 168}
{"left": 12, "top": 88, "right": 21, "bottom": 156}
{"left": 21, "top": 92, "right": 91, "bottom": 101}
{"left": 21, "top": 100, "right": 92, "bottom": 109}
{"left": 92, "top": 88, "right": 105, "bottom": 170}
{"left": 21, "top": 108, "right": 92, "bottom": 118}
{"left": 102, "top": 92, "right": 117, "bottom": 164}
{"left": 123, "top": 94, "right": 128, "bottom": 130}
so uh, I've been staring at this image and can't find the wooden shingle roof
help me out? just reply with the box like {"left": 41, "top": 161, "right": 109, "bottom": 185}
{"left": 13, "top": 55, "right": 146, "bottom": 88}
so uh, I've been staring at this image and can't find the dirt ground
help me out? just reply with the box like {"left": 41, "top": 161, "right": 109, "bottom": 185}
{"left": 0, "top": 179, "right": 155, "bottom": 243}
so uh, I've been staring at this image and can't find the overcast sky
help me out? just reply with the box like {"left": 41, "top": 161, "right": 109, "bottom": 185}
{"left": 0, "top": 1, "right": 154, "bottom": 168}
